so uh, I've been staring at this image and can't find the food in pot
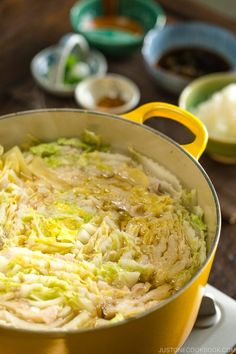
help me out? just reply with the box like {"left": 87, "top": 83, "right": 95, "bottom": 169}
{"left": 193, "top": 84, "right": 236, "bottom": 139}
{"left": 0, "top": 131, "right": 207, "bottom": 330}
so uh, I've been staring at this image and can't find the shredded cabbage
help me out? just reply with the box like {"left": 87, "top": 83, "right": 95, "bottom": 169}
{"left": 0, "top": 131, "right": 207, "bottom": 330}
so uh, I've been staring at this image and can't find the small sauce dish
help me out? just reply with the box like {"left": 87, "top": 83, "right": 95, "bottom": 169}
{"left": 70, "top": 0, "right": 166, "bottom": 56}
{"left": 74, "top": 73, "right": 140, "bottom": 114}
{"left": 142, "top": 22, "right": 236, "bottom": 95}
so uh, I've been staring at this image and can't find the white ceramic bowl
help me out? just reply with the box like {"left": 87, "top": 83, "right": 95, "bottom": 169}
{"left": 74, "top": 74, "right": 140, "bottom": 114}
{"left": 31, "top": 34, "right": 107, "bottom": 97}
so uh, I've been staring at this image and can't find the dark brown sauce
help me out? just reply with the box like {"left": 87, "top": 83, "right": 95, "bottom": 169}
{"left": 102, "top": 0, "right": 118, "bottom": 16}
{"left": 82, "top": 0, "right": 143, "bottom": 35}
{"left": 156, "top": 47, "right": 231, "bottom": 79}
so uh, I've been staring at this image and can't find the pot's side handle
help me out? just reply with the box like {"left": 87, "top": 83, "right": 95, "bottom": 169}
{"left": 122, "top": 102, "right": 208, "bottom": 160}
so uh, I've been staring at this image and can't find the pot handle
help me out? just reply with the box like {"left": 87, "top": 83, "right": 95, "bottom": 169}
{"left": 122, "top": 102, "right": 208, "bottom": 160}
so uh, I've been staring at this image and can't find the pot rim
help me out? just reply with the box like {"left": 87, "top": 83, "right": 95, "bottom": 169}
{"left": 0, "top": 108, "right": 221, "bottom": 336}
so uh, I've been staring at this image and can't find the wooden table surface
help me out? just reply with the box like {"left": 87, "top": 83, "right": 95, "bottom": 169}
{"left": 0, "top": 0, "right": 236, "bottom": 299}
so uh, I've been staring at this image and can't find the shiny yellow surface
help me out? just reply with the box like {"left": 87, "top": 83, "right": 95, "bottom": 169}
{"left": 122, "top": 102, "right": 208, "bottom": 160}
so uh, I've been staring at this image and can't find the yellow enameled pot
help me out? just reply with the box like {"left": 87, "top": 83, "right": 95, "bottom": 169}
{"left": 0, "top": 103, "right": 220, "bottom": 354}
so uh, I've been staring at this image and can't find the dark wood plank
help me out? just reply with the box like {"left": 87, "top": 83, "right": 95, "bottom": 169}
{"left": 158, "top": 0, "right": 236, "bottom": 34}
{"left": 0, "top": 0, "right": 76, "bottom": 91}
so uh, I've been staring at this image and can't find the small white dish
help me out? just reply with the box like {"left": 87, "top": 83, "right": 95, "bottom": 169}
{"left": 74, "top": 74, "right": 140, "bottom": 114}
{"left": 31, "top": 34, "right": 107, "bottom": 97}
